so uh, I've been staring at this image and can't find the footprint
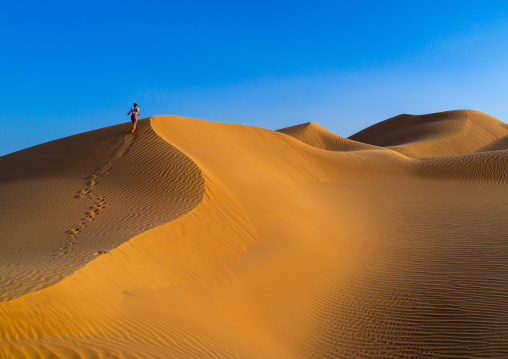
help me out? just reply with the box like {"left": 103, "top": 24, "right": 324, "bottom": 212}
{"left": 66, "top": 229, "right": 79, "bottom": 235}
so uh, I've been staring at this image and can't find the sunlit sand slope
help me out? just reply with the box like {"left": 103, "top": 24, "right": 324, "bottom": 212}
{"left": 1, "top": 112, "right": 508, "bottom": 358}
{"left": 349, "top": 109, "right": 508, "bottom": 157}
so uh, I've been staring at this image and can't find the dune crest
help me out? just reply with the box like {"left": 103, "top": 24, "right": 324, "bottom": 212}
{"left": 1, "top": 112, "right": 508, "bottom": 358}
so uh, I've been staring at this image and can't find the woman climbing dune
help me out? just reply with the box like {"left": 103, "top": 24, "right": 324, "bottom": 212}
{"left": 127, "top": 103, "right": 140, "bottom": 133}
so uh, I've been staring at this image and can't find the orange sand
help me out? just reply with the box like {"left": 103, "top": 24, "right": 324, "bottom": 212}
{"left": 1, "top": 110, "right": 508, "bottom": 358}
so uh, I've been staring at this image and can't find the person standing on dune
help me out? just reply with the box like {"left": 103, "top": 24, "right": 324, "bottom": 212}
{"left": 127, "top": 103, "right": 140, "bottom": 133}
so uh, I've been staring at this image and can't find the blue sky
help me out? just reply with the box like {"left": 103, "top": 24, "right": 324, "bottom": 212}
{"left": 2, "top": 0, "right": 508, "bottom": 156}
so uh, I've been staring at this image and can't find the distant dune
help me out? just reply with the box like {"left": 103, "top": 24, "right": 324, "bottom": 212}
{"left": 349, "top": 109, "right": 508, "bottom": 157}
{"left": 277, "top": 121, "right": 379, "bottom": 151}
{"left": 1, "top": 110, "right": 508, "bottom": 358}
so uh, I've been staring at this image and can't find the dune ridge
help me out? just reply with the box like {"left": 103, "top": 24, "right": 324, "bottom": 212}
{"left": 1, "top": 111, "right": 508, "bottom": 358}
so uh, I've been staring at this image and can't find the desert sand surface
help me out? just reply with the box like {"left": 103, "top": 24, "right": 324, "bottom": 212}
{"left": 1, "top": 109, "right": 508, "bottom": 358}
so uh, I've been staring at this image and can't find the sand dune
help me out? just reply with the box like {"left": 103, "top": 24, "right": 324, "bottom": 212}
{"left": 478, "top": 134, "right": 508, "bottom": 152}
{"left": 349, "top": 109, "right": 508, "bottom": 157}
{"left": 1, "top": 110, "right": 508, "bottom": 358}
{"left": 0, "top": 119, "right": 204, "bottom": 302}
{"left": 277, "top": 122, "right": 379, "bottom": 152}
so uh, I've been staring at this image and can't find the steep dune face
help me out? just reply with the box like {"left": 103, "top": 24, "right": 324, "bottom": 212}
{"left": 349, "top": 110, "right": 508, "bottom": 157}
{"left": 1, "top": 113, "right": 508, "bottom": 358}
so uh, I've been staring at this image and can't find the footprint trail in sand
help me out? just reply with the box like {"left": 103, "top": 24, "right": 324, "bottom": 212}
{"left": 56, "top": 135, "right": 136, "bottom": 256}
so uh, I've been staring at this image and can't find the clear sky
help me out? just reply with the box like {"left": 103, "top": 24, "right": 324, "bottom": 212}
{"left": 2, "top": 0, "right": 508, "bottom": 156}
